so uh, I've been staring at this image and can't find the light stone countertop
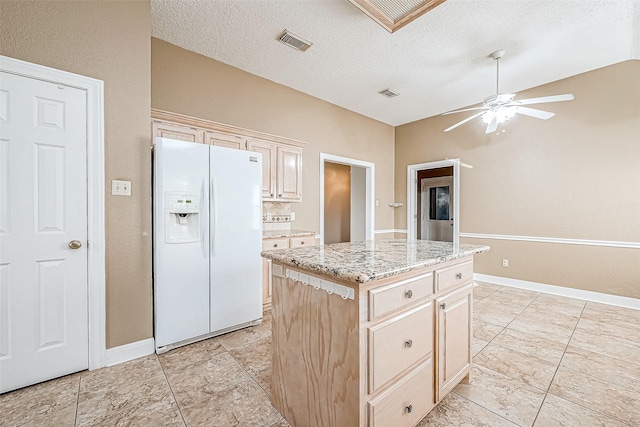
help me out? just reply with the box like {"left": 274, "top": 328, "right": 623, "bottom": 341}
{"left": 263, "top": 229, "right": 316, "bottom": 239}
{"left": 261, "top": 239, "right": 490, "bottom": 283}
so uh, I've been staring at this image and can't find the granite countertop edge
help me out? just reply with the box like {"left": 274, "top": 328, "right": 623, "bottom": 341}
{"left": 262, "top": 229, "right": 316, "bottom": 239}
{"left": 261, "top": 241, "right": 490, "bottom": 284}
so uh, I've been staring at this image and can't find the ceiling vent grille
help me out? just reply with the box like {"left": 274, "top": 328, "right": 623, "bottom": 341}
{"left": 278, "top": 30, "right": 313, "bottom": 52}
{"left": 379, "top": 88, "right": 400, "bottom": 98}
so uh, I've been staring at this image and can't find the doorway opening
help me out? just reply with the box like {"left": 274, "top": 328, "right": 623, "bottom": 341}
{"left": 319, "top": 154, "right": 374, "bottom": 245}
{"left": 407, "top": 159, "right": 460, "bottom": 243}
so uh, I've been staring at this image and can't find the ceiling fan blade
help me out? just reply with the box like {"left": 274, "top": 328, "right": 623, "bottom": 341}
{"left": 485, "top": 117, "right": 498, "bottom": 134}
{"left": 516, "top": 94, "right": 574, "bottom": 105}
{"left": 444, "top": 112, "right": 485, "bottom": 132}
{"left": 516, "top": 106, "right": 555, "bottom": 120}
{"left": 442, "top": 107, "right": 487, "bottom": 116}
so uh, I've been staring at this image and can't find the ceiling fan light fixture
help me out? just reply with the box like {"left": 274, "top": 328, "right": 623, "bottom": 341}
{"left": 482, "top": 106, "right": 516, "bottom": 124}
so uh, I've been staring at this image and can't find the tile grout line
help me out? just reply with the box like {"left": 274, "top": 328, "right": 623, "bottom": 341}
{"left": 157, "top": 354, "right": 189, "bottom": 427}
{"left": 529, "top": 299, "right": 587, "bottom": 426}
{"left": 449, "top": 391, "right": 526, "bottom": 427}
{"left": 73, "top": 372, "right": 82, "bottom": 427}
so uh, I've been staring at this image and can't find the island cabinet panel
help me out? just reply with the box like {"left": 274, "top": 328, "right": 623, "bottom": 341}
{"left": 434, "top": 260, "right": 473, "bottom": 293}
{"left": 367, "top": 358, "right": 434, "bottom": 427}
{"left": 368, "top": 302, "right": 433, "bottom": 393}
{"left": 271, "top": 272, "right": 360, "bottom": 427}
{"left": 435, "top": 282, "right": 473, "bottom": 401}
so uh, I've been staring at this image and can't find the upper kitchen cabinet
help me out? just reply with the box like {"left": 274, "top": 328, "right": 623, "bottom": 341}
{"left": 205, "top": 131, "right": 246, "bottom": 150}
{"left": 277, "top": 145, "right": 302, "bottom": 202}
{"left": 152, "top": 120, "right": 204, "bottom": 143}
{"left": 151, "top": 110, "right": 305, "bottom": 202}
{"left": 247, "top": 139, "right": 303, "bottom": 203}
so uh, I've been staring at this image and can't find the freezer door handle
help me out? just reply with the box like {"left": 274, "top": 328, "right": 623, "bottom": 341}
{"left": 200, "top": 178, "right": 207, "bottom": 259}
{"left": 210, "top": 177, "right": 218, "bottom": 259}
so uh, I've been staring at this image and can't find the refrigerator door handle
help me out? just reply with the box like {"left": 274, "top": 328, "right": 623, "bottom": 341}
{"left": 211, "top": 177, "right": 218, "bottom": 259}
{"left": 200, "top": 178, "right": 207, "bottom": 259}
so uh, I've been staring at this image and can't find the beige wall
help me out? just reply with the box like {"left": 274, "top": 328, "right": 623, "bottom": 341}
{"left": 395, "top": 60, "right": 640, "bottom": 298}
{"left": 1, "top": 1, "right": 153, "bottom": 347}
{"left": 324, "top": 162, "right": 351, "bottom": 244}
{"left": 151, "top": 38, "right": 395, "bottom": 234}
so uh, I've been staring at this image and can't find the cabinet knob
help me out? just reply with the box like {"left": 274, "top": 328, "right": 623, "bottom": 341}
{"left": 405, "top": 339, "right": 413, "bottom": 348}
{"left": 405, "top": 404, "right": 413, "bottom": 414}
{"left": 301, "top": 241, "right": 305, "bottom": 245}
{"left": 270, "top": 193, "right": 274, "bottom": 196}
{"left": 405, "top": 290, "right": 413, "bottom": 299}
{"left": 456, "top": 273, "right": 462, "bottom": 279}
{"left": 440, "top": 302, "right": 446, "bottom": 310}
{"left": 273, "top": 244, "right": 278, "bottom": 247}
{"left": 278, "top": 194, "right": 283, "bottom": 197}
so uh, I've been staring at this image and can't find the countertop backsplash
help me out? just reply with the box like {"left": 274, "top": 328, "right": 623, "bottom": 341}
{"left": 263, "top": 202, "right": 291, "bottom": 231}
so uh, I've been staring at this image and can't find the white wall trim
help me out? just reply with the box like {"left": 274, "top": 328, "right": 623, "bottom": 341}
{"left": 374, "top": 229, "right": 408, "bottom": 234}
{"left": 475, "top": 273, "right": 640, "bottom": 311}
{"left": 407, "top": 159, "right": 459, "bottom": 242}
{"left": 1, "top": 56, "right": 106, "bottom": 370}
{"left": 320, "top": 153, "right": 375, "bottom": 245}
{"left": 460, "top": 232, "right": 640, "bottom": 250}
{"left": 105, "top": 338, "right": 155, "bottom": 367}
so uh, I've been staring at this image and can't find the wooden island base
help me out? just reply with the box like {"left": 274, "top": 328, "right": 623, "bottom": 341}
{"left": 270, "top": 256, "right": 476, "bottom": 427}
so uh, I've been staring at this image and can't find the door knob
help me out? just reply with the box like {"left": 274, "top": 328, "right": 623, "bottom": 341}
{"left": 69, "top": 240, "right": 82, "bottom": 249}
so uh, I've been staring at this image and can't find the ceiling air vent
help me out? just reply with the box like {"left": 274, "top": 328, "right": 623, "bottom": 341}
{"left": 278, "top": 30, "right": 313, "bottom": 52}
{"left": 378, "top": 88, "right": 400, "bottom": 98}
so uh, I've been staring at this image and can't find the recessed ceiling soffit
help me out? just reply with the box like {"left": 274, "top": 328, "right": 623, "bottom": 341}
{"left": 347, "top": 0, "right": 447, "bottom": 33}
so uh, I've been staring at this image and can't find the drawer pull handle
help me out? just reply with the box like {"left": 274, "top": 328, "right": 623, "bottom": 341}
{"left": 456, "top": 273, "right": 463, "bottom": 279}
{"left": 406, "top": 404, "right": 413, "bottom": 414}
{"left": 440, "top": 302, "right": 446, "bottom": 310}
{"left": 405, "top": 339, "right": 413, "bottom": 348}
{"left": 405, "top": 290, "right": 413, "bottom": 299}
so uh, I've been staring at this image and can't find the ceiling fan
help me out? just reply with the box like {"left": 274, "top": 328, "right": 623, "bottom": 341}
{"left": 443, "top": 50, "right": 574, "bottom": 134}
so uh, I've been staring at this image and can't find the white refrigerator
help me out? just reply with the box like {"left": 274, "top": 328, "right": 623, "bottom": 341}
{"left": 153, "top": 137, "right": 263, "bottom": 352}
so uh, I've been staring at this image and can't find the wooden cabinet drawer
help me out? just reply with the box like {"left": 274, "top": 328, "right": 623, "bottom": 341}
{"left": 368, "top": 358, "right": 434, "bottom": 427}
{"left": 435, "top": 261, "right": 473, "bottom": 293}
{"left": 368, "top": 303, "right": 433, "bottom": 393}
{"left": 289, "top": 236, "right": 315, "bottom": 248}
{"left": 262, "top": 238, "right": 289, "bottom": 251}
{"left": 368, "top": 273, "right": 432, "bottom": 321}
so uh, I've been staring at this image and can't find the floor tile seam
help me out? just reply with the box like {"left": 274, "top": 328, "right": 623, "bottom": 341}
{"left": 573, "top": 322, "right": 640, "bottom": 346}
{"left": 77, "top": 371, "right": 170, "bottom": 402}
{"left": 248, "top": 367, "right": 271, "bottom": 397}
{"left": 481, "top": 339, "right": 561, "bottom": 371}
{"left": 472, "top": 358, "right": 552, "bottom": 394}
{"left": 73, "top": 371, "right": 81, "bottom": 427}
{"left": 540, "top": 299, "right": 586, "bottom": 427}
{"left": 219, "top": 333, "right": 270, "bottom": 352}
{"left": 551, "top": 363, "right": 640, "bottom": 400}
{"left": 544, "top": 390, "right": 636, "bottom": 427}
{"left": 449, "top": 390, "right": 527, "bottom": 427}
{"left": 567, "top": 338, "right": 640, "bottom": 369}
{"left": 158, "top": 347, "right": 233, "bottom": 374}
{"left": 173, "top": 377, "right": 257, "bottom": 414}
{"left": 157, "top": 351, "right": 189, "bottom": 427}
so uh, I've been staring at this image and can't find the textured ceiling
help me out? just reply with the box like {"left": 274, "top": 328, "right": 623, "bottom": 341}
{"left": 151, "top": 0, "right": 640, "bottom": 126}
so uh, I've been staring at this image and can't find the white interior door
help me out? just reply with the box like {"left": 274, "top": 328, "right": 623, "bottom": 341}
{"left": 0, "top": 71, "right": 88, "bottom": 393}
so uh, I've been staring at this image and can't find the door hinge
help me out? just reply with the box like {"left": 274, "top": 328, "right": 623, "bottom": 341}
{"left": 245, "top": 141, "right": 248, "bottom": 149}
{"left": 87, "top": 240, "right": 90, "bottom": 248}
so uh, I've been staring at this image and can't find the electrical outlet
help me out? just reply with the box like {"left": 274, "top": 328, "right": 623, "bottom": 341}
{"left": 502, "top": 258, "right": 509, "bottom": 267}
{"left": 290, "top": 212, "right": 296, "bottom": 221}
{"left": 112, "top": 180, "right": 131, "bottom": 196}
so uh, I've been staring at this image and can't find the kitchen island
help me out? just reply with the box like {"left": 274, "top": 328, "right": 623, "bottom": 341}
{"left": 261, "top": 239, "right": 489, "bottom": 427}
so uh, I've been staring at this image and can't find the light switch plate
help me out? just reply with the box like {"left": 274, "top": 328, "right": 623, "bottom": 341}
{"left": 112, "top": 180, "right": 131, "bottom": 196}
{"left": 290, "top": 212, "right": 296, "bottom": 221}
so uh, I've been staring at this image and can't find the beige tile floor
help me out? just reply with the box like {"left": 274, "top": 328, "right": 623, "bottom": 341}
{"left": 2, "top": 282, "right": 640, "bottom": 426}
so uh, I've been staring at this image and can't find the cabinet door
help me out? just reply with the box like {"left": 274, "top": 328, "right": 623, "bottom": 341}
{"left": 247, "top": 139, "right": 276, "bottom": 200}
{"left": 436, "top": 283, "right": 472, "bottom": 401}
{"left": 262, "top": 258, "right": 272, "bottom": 309}
{"left": 152, "top": 120, "right": 204, "bottom": 143}
{"left": 205, "top": 131, "right": 245, "bottom": 150}
{"left": 277, "top": 145, "right": 302, "bottom": 202}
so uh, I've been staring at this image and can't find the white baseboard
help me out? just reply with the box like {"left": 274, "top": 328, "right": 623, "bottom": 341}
{"left": 105, "top": 338, "right": 155, "bottom": 367}
{"left": 475, "top": 273, "right": 640, "bottom": 311}
{"left": 374, "top": 229, "right": 408, "bottom": 234}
